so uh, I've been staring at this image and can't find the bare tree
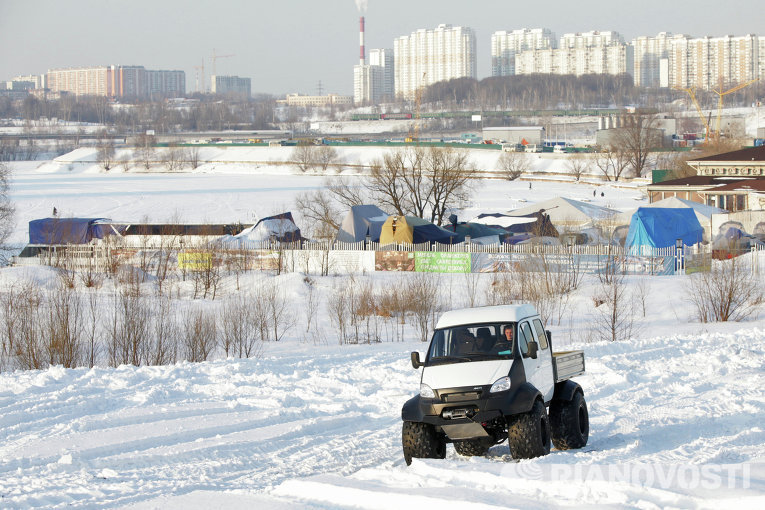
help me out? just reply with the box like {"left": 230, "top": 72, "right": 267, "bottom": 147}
{"left": 366, "top": 150, "right": 415, "bottom": 216}
{"left": 610, "top": 113, "right": 663, "bottom": 177}
{"left": 591, "top": 271, "right": 635, "bottom": 342}
{"left": 188, "top": 145, "right": 201, "bottom": 169}
{"left": 566, "top": 153, "right": 589, "bottom": 182}
{"left": 162, "top": 143, "right": 185, "bottom": 172}
{"left": 427, "top": 146, "right": 476, "bottom": 225}
{"left": 295, "top": 189, "right": 341, "bottom": 240}
{"left": 327, "top": 176, "right": 365, "bottom": 208}
{"left": 366, "top": 147, "right": 475, "bottom": 225}
{"left": 498, "top": 150, "right": 532, "bottom": 181}
{"left": 595, "top": 146, "right": 631, "bottom": 182}
{"left": 292, "top": 142, "right": 316, "bottom": 173}
{"left": 96, "top": 131, "right": 116, "bottom": 171}
{"left": 316, "top": 144, "right": 341, "bottom": 173}
{"left": 220, "top": 293, "right": 264, "bottom": 358}
{"left": 183, "top": 307, "right": 217, "bottom": 362}
{"left": 135, "top": 133, "right": 155, "bottom": 171}
{"left": 0, "top": 162, "right": 15, "bottom": 260}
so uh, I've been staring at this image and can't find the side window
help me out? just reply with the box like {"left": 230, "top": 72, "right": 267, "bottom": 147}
{"left": 517, "top": 322, "right": 530, "bottom": 356}
{"left": 520, "top": 322, "right": 535, "bottom": 354}
{"left": 533, "top": 319, "right": 549, "bottom": 350}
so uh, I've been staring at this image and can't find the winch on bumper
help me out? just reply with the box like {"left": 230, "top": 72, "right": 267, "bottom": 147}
{"left": 401, "top": 383, "right": 539, "bottom": 441}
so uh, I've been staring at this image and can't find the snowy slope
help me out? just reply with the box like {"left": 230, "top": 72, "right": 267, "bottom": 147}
{"left": 1, "top": 328, "right": 763, "bottom": 509}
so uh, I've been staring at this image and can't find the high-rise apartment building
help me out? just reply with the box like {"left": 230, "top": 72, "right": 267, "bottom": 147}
{"left": 368, "top": 48, "right": 394, "bottom": 100}
{"left": 515, "top": 31, "right": 631, "bottom": 77}
{"left": 210, "top": 75, "right": 251, "bottom": 97}
{"left": 353, "top": 65, "right": 383, "bottom": 105}
{"left": 664, "top": 34, "right": 760, "bottom": 90}
{"left": 491, "top": 28, "right": 555, "bottom": 76}
{"left": 633, "top": 33, "right": 681, "bottom": 87}
{"left": 46, "top": 66, "right": 185, "bottom": 98}
{"left": 394, "top": 24, "right": 476, "bottom": 100}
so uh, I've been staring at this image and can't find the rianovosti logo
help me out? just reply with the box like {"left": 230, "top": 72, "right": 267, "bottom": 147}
{"left": 501, "top": 462, "right": 755, "bottom": 491}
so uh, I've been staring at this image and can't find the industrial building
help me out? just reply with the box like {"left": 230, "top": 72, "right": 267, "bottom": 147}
{"left": 353, "top": 17, "right": 394, "bottom": 105}
{"left": 394, "top": 24, "right": 476, "bottom": 100}
{"left": 482, "top": 126, "right": 544, "bottom": 145}
{"left": 281, "top": 93, "right": 353, "bottom": 107}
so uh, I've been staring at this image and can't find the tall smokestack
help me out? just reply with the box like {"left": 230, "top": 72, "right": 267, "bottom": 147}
{"left": 359, "top": 16, "right": 366, "bottom": 66}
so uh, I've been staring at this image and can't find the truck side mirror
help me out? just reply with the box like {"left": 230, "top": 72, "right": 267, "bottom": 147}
{"left": 527, "top": 341, "right": 538, "bottom": 359}
{"left": 411, "top": 351, "right": 424, "bottom": 369}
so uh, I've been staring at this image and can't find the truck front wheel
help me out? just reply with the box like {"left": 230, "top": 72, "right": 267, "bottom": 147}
{"left": 507, "top": 399, "right": 551, "bottom": 459}
{"left": 402, "top": 421, "right": 446, "bottom": 466}
{"left": 454, "top": 437, "right": 494, "bottom": 457}
{"left": 549, "top": 390, "right": 589, "bottom": 450}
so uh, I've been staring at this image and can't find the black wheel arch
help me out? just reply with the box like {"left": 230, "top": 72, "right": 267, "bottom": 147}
{"left": 552, "top": 379, "right": 583, "bottom": 402}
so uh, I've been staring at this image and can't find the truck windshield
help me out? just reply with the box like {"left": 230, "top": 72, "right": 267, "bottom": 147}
{"left": 426, "top": 323, "right": 516, "bottom": 365}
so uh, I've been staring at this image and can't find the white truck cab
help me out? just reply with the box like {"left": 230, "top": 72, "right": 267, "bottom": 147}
{"left": 402, "top": 304, "right": 588, "bottom": 464}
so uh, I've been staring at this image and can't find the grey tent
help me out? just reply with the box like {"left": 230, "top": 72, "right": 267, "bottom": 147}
{"left": 336, "top": 205, "right": 388, "bottom": 243}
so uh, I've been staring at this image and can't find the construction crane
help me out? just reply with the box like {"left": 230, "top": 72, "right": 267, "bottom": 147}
{"left": 193, "top": 58, "right": 205, "bottom": 93}
{"left": 711, "top": 78, "right": 759, "bottom": 144}
{"left": 210, "top": 49, "right": 235, "bottom": 78}
{"left": 675, "top": 86, "right": 711, "bottom": 142}
{"left": 407, "top": 71, "right": 427, "bottom": 143}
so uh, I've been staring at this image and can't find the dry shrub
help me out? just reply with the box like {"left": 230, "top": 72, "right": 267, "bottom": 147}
{"left": 686, "top": 257, "right": 764, "bottom": 322}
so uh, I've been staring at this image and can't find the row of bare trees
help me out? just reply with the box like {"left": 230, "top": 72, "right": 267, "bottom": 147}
{"left": 0, "top": 275, "right": 296, "bottom": 372}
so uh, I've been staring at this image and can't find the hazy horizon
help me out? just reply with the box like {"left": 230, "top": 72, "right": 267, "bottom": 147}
{"left": 1, "top": 0, "right": 762, "bottom": 96}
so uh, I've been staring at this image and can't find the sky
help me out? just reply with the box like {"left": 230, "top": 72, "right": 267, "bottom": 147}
{"left": 0, "top": 0, "right": 762, "bottom": 96}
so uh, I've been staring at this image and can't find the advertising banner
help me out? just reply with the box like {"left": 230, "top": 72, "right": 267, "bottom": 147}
{"left": 375, "top": 251, "right": 415, "bottom": 271}
{"left": 414, "top": 252, "right": 471, "bottom": 273}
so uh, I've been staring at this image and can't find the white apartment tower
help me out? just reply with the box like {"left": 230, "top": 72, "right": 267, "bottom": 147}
{"left": 515, "top": 30, "right": 632, "bottom": 77}
{"left": 633, "top": 32, "right": 679, "bottom": 87}
{"left": 353, "top": 64, "right": 383, "bottom": 105}
{"left": 369, "top": 48, "right": 394, "bottom": 100}
{"left": 394, "top": 24, "right": 476, "bottom": 100}
{"left": 491, "top": 28, "right": 555, "bottom": 76}
{"left": 666, "top": 34, "right": 760, "bottom": 90}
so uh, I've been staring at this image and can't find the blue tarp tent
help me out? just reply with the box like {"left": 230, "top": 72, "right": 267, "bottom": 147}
{"left": 29, "top": 218, "right": 117, "bottom": 245}
{"left": 625, "top": 208, "right": 703, "bottom": 249}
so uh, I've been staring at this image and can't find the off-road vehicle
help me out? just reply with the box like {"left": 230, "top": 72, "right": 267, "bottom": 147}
{"left": 402, "top": 304, "right": 588, "bottom": 464}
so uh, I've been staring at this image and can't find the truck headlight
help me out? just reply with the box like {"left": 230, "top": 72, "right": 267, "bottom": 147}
{"left": 490, "top": 376, "right": 511, "bottom": 393}
{"left": 420, "top": 383, "right": 435, "bottom": 398}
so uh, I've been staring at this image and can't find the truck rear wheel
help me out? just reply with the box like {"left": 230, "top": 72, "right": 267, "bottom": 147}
{"left": 549, "top": 390, "right": 589, "bottom": 450}
{"left": 507, "top": 399, "right": 551, "bottom": 459}
{"left": 402, "top": 421, "right": 446, "bottom": 466}
{"left": 453, "top": 438, "right": 493, "bottom": 457}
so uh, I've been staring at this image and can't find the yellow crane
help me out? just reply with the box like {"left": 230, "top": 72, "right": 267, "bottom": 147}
{"left": 407, "top": 71, "right": 427, "bottom": 143}
{"left": 210, "top": 49, "right": 235, "bottom": 78}
{"left": 711, "top": 78, "right": 759, "bottom": 143}
{"left": 675, "top": 86, "right": 711, "bottom": 142}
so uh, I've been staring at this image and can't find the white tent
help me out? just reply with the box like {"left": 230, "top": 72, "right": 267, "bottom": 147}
{"left": 615, "top": 197, "right": 725, "bottom": 241}
{"left": 336, "top": 205, "right": 388, "bottom": 243}
{"left": 507, "top": 197, "right": 619, "bottom": 228}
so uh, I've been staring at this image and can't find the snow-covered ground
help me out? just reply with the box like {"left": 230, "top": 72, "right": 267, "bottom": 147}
{"left": 7, "top": 148, "right": 643, "bottom": 249}
{"left": 1, "top": 155, "right": 764, "bottom": 508}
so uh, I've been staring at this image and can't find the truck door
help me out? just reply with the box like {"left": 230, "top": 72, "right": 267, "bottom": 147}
{"left": 517, "top": 320, "right": 555, "bottom": 402}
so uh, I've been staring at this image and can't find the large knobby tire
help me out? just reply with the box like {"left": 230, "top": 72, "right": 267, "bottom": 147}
{"left": 402, "top": 421, "right": 446, "bottom": 466}
{"left": 507, "top": 399, "right": 551, "bottom": 460}
{"left": 453, "top": 437, "right": 494, "bottom": 457}
{"left": 549, "top": 390, "right": 589, "bottom": 450}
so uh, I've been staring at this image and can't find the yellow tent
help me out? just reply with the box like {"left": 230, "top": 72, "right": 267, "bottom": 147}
{"left": 379, "top": 215, "right": 455, "bottom": 245}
